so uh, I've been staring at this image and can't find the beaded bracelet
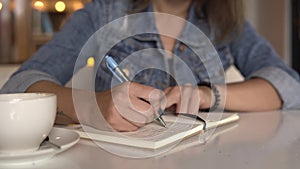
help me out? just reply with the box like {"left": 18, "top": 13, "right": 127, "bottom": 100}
{"left": 198, "top": 82, "right": 220, "bottom": 112}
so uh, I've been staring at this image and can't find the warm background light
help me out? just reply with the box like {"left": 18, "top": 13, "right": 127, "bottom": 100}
{"left": 0, "top": 2, "right": 3, "bottom": 11}
{"left": 73, "top": 1, "right": 84, "bottom": 11}
{"left": 55, "top": 1, "right": 66, "bottom": 12}
{"left": 33, "top": 1, "right": 45, "bottom": 11}
{"left": 87, "top": 57, "right": 95, "bottom": 67}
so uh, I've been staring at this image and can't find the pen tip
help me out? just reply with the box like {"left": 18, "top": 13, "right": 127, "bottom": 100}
{"left": 159, "top": 118, "right": 167, "bottom": 128}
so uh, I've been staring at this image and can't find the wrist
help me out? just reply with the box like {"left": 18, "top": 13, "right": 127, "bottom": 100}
{"left": 198, "top": 86, "right": 212, "bottom": 109}
{"left": 27, "top": 81, "right": 79, "bottom": 123}
{"left": 198, "top": 82, "right": 221, "bottom": 112}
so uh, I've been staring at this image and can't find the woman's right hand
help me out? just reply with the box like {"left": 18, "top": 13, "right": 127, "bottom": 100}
{"left": 96, "top": 82, "right": 164, "bottom": 131}
{"left": 26, "top": 80, "right": 164, "bottom": 132}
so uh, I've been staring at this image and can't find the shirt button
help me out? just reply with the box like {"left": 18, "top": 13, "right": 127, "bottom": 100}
{"left": 178, "top": 43, "right": 186, "bottom": 52}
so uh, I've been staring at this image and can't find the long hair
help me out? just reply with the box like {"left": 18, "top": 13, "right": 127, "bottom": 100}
{"left": 130, "top": 0, "right": 245, "bottom": 43}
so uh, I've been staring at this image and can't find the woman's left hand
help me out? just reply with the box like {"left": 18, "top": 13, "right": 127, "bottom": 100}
{"left": 163, "top": 85, "right": 212, "bottom": 114}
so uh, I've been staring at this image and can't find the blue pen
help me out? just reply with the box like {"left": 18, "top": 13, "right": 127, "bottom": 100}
{"left": 105, "top": 55, "right": 167, "bottom": 128}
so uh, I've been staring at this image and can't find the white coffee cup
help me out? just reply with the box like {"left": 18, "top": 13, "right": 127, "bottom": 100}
{"left": 0, "top": 93, "right": 57, "bottom": 154}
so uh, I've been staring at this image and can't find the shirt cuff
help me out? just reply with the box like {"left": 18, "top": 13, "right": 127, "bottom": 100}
{"left": 0, "top": 70, "right": 62, "bottom": 94}
{"left": 248, "top": 67, "right": 300, "bottom": 110}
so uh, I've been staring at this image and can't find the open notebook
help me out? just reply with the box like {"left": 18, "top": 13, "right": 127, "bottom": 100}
{"left": 65, "top": 113, "right": 239, "bottom": 149}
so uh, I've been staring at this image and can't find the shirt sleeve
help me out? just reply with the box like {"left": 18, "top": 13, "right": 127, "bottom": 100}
{"left": 0, "top": 1, "right": 104, "bottom": 93}
{"left": 230, "top": 21, "right": 300, "bottom": 110}
{"left": 0, "top": 70, "right": 62, "bottom": 93}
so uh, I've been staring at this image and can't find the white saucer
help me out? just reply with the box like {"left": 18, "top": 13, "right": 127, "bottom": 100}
{"left": 0, "top": 127, "right": 79, "bottom": 166}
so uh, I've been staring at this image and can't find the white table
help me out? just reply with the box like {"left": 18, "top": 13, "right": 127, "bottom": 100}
{"left": 3, "top": 110, "right": 300, "bottom": 169}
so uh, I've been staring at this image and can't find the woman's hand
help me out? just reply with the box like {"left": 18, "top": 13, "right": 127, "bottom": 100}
{"left": 163, "top": 85, "right": 213, "bottom": 114}
{"left": 96, "top": 82, "right": 164, "bottom": 131}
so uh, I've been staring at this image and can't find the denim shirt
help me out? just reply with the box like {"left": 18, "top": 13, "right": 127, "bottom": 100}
{"left": 1, "top": 0, "right": 300, "bottom": 109}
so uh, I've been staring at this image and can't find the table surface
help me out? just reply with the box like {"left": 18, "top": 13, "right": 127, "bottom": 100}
{"left": 2, "top": 110, "right": 300, "bottom": 169}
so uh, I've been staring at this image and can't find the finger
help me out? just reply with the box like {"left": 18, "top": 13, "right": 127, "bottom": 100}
{"left": 113, "top": 118, "right": 139, "bottom": 132}
{"left": 132, "top": 86, "right": 167, "bottom": 123}
{"left": 177, "top": 86, "right": 192, "bottom": 114}
{"left": 128, "top": 82, "right": 166, "bottom": 113}
{"left": 124, "top": 96, "right": 152, "bottom": 124}
{"left": 112, "top": 82, "right": 152, "bottom": 104}
{"left": 126, "top": 94, "right": 165, "bottom": 125}
{"left": 165, "top": 105, "right": 177, "bottom": 112}
{"left": 164, "top": 86, "right": 180, "bottom": 108}
{"left": 177, "top": 85, "right": 198, "bottom": 114}
{"left": 112, "top": 82, "right": 164, "bottom": 126}
{"left": 187, "top": 87, "right": 201, "bottom": 115}
{"left": 129, "top": 106, "right": 158, "bottom": 124}
{"left": 112, "top": 84, "right": 151, "bottom": 124}
{"left": 129, "top": 95, "right": 152, "bottom": 113}
{"left": 114, "top": 103, "right": 148, "bottom": 128}
{"left": 163, "top": 87, "right": 173, "bottom": 95}
{"left": 149, "top": 89, "right": 167, "bottom": 117}
{"left": 128, "top": 82, "right": 158, "bottom": 101}
{"left": 105, "top": 110, "right": 139, "bottom": 132}
{"left": 163, "top": 87, "right": 175, "bottom": 108}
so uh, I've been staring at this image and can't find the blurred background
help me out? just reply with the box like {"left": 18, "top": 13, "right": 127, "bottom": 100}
{"left": 0, "top": 0, "right": 91, "bottom": 63}
{"left": 0, "top": 0, "right": 299, "bottom": 72}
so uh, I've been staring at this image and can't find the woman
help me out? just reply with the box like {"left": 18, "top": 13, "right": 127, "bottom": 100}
{"left": 1, "top": 0, "right": 300, "bottom": 131}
